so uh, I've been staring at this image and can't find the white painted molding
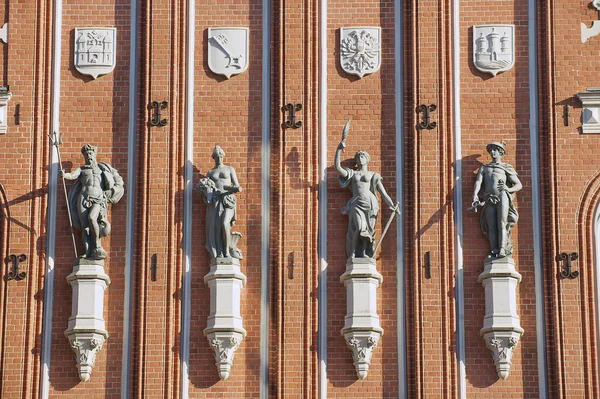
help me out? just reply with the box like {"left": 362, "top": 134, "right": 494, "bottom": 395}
{"left": 478, "top": 257, "right": 524, "bottom": 379}
{"left": 318, "top": 0, "right": 328, "bottom": 394}
{"left": 528, "top": 0, "right": 548, "bottom": 393}
{"left": 452, "top": 0, "right": 467, "bottom": 395}
{"left": 39, "top": 0, "right": 63, "bottom": 394}
{"left": 180, "top": 0, "right": 194, "bottom": 394}
{"left": 0, "top": 23, "right": 7, "bottom": 44}
{"left": 394, "top": 0, "right": 407, "bottom": 396}
{"left": 64, "top": 259, "right": 111, "bottom": 382}
{"left": 260, "top": 0, "right": 271, "bottom": 394}
{"left": 204, "top": 258, "right": 247, "bottom": 380}
{"left": 340, "top": 258, "right": 384, "bottom": 379}
{"left": 577, "top": 89, "right": 600, "bottom": 134}
{"left": 0, "top": 90, "right": 12, "bottom": 135}
{"left": 122, "top": 0, "right": 140, "bottom": 396}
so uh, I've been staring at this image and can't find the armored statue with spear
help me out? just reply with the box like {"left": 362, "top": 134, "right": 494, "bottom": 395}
{"left": 52, "top": 133, "right": 124, "bottom": 260}
{"left": 334, "top": 119, "right": 399, "bottom": 259}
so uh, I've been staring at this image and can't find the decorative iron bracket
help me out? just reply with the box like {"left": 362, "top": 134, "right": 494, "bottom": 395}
{"left": 7, "top": 254, "right": 26, "bottom": 281}
{"left": 418, "top": 104, "right": 437, "bottom": 130}
{"left": 283, "top": 103, "right": 302, "bottom": 129}
{"left": 150, "top": 101, "right": 168, "bottom": 127}
{"left": 559, "top": 252, "right": 579, "bottom": 279}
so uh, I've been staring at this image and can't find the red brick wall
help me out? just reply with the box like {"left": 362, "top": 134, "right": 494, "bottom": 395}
{"left": 2, "top": 0, "right": 600, "bottom": 398}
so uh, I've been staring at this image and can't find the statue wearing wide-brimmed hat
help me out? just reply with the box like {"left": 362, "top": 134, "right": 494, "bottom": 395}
{"left": 471, "top": 140, "right": 522, "bottom": 258}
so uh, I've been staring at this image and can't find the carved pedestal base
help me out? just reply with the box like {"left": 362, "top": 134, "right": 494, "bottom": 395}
{"left": 204, "top": 257, "right": 246, "bottom": 380}
{"left": 340, "top": 257, "right": 384, "bottom": 379}
{"left": 478, "top": 256, "right": 523, "bottom": 379}
{"left": 64, "top": 259, "right": 110, "bottom": 382}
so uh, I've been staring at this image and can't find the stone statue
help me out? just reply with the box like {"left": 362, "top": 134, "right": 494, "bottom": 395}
{"left": 197, "top": 146, "right": 243, "bottom": 259}
{"left": 62, "top": 144, "right": 124, "bottom": 260}
{"left": 471, "top": 141, "right": 522, "bottom": 258}
{"left": 334, "top": 121, "right": 398, "bottom": 259}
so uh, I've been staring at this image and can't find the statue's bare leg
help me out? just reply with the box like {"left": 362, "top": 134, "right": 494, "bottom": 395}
{"left": 88, "top": 205, "right": 106, "bottom": 259}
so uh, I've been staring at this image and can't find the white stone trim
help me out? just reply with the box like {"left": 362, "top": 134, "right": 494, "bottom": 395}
{"left": 528, "top": 0, "right": 549, "bottom": 394}
{"left": 394, "top": 0, "right": 407, "bottom": 396}
{"left": 594, "top": 202, "right": 600, "bottom": 381}
{"left": 452, "top": 0, "right": 467, "bottom": 396}
{"left": 39, "top": 0, "right": 62, "bottom": 396}
{"left": 121, "top": 0, "right": 140, "bottom": 396}
{"left": 260, "top": 0, "right": 271, "bottom": 395}
{"left": 577, "top": 89, "right": 600, "bottom": 134}
{"left": 318, "top": 0, "right": 328, "bottom": 395}
{"left": 180, "top": 0, "right": 195, "bottom": 395}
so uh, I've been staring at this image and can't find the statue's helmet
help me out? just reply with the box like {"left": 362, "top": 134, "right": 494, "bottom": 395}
{"left": 486, "top": 140, "right": 506, "bottom": 155}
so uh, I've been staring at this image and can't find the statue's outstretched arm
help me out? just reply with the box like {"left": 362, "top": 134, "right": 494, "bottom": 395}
{"left": 62, "top": 167, "right": 81, "bottom": 181}
{"left": 334, "top": 142, "right": 349, "bottom": 178}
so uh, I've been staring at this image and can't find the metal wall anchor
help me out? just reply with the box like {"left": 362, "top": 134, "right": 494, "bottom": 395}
{"left": 559, "top": 252, "right": 579, "bottom": 279}
{"left": 150, "top": 101, "right": 168, "bottom": 127}
{"left": 283, "top": 103, "right": 302, "bottom": 129}
{"left": 424, "top": 251, "right": 432, "bottom": 279}
{"left": 418, "top": 104, "right": 437, "bottom": 130}
{"left": 7, "top": 254, "right": 26, "bottom": 281}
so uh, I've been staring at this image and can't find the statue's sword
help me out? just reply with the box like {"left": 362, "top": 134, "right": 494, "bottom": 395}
{"left": 212, "top": 34, "right": 243, "bottom": 69}
{"left": 50, "top": 131, "right": 78, "bottom": 257}
{"left": 374, "top": 203, "right": 400, "bottom": 254}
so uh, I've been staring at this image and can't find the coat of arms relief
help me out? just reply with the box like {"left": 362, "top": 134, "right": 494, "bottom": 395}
{"left": 74, "top": 28, "right": 116, "bottom": 79}
{"left": 340, "top": 27, "right": 381, "bottom": 78}
{"left": 473, "top": 25, "right": 515, "bottom": 77}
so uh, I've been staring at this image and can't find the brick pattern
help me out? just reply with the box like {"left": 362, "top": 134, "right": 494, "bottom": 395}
{"left": 186, "top": 0, "right": 263, "bottom": 397}
{"left": 326, "top": 0, "right": 398, "bottom": 397}
{"left": 2, "top": 0, "right": 600, "bottom": 398}
{"left": 269, "top": 0, "right": 320, "bottom": 396}
{"left": 0, "top": 0, "right": 52, "bottom": 397}
{"left": 460, "top": 1, "right": 539, "bottom": 397}
{"left": 44, "top": 1, "right": 131, "bottom": 397}
{"left": 538, "top": 1, "right": 600, "bottom": 398}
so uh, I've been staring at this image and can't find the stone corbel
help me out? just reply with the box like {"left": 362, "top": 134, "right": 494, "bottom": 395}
{"left": 64, "top": 259, "right": 110, "bottom": 382}
{"left": 577, "top": 88, "right": 600, "bottom": 133}
{"left": 340, "top": 257, "right": 384, "bottom": 379}
{"left": 204, "top": 257, "right": 246, "bottom": 380}
{"left": 478, "top": 256, "right": 524, "bottom": 379}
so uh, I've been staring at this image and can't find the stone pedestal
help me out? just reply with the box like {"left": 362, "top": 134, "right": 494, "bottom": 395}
{"left": 478, "top": 256, "right": 524, "bottom": 379}
{"left": 204, "top": 257, "right": 246, "bottom": 380}
{"left": 340, "top": 257, "right": 384, "bottom": 379}
{"left": 64, "top": 259, "right": 111, "bottom": 382}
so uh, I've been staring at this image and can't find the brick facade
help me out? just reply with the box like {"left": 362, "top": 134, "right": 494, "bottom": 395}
{"left": 0, "top": 0, "right": 599, "bottom": 398}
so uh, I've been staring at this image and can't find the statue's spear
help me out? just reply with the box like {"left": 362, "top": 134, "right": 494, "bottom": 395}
{"left": 374, "top": 202, "right": 400, "bottom": 255}
{"left": 50, "top": 131, "right": 78, "bottom": 258}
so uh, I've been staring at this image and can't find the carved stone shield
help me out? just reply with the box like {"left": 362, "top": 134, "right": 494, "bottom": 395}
{"left": 74, "top": 28, "right": 116, "bottom": 79}
{"left": 340, "top": 27, "right": 381, "bottom": 78}
{"left": 208, "top": 28, "right": 249, "bottom": 79}
{"left": 473, "top": 25, "right": 515, "bottom": 77}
